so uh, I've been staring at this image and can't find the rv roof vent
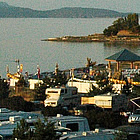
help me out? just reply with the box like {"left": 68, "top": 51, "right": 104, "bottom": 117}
{"left": 95, "top": 128, "right": 99, "bottom": 133}
{"left": 107, "top": 92, "right": 111, "bottom": 95}
{"left": 57, "top": 114, "right": 63, "bottom": 117}
{"left": 82, "top": 132, "right": 87, "bottom": 136}
{"left": 9, "top": 116, "right": 21, "bottom": 122}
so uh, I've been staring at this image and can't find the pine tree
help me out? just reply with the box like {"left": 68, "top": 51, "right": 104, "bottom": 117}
{"left": 12, "top": 119, "right": 31, "bottom": 140}
{"left": 0, "top": 77, "right": 10, "bottom": 100}
{"left": 12, "top": 118, "right": 61, "bottom": 140}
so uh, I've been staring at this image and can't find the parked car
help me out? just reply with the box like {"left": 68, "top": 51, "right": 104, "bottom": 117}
{"left": 128, "top": 109, "right": 140, "bottom": 124}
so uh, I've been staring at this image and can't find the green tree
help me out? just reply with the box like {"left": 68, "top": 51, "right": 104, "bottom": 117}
{"left": 34, "top": 83, "right": 47, "bottom": 101}
{"left": 103, "top": 13, "right": 140, "bottom": 36}
{"left": 83, "top": 110, "right": 98, "bottom": 130}
{"left": 126, "top": 13, "right": 139, "bottom": 29}
{"left": 121, "top": 80, "right": 132, "bottom": 96}
{"left": 12, "top": 118, "right": 60, "bottom": 140}
{"left": 113, "top": 18, "right": 126, "bottom": 30}
{"left": 96, "top": 111, "right": 123, "bottom": 129}
{"left": 2, "top": 96, "right": 35, "bottom": 111}
{"left": 0, "top": 77, "right": 10, "bottom": 100}
{"left": 133, "top": 74, "right": 140, "bottom": 82}
{"left": 53, "top": 72, "right": 67, "bottom": 86}
{"left": 42, "top": 106, "right": 70, "bottom": 117}
{"left": 33, "top": 119, "right": 60, "bottom": 140}
{"left": 89, "top": 74, "right": 113, "bottom": 96}
{"left": 103, "top": 26, "right": 115, "bottom": 36}
{"left": 89, "top": 85, "right": 100, "bottom": 96}
{"left": 35, "top": 72, "right": 67, "bottom": 101}
{"left": 16, "top": 76, "right": 26, "bottom": 87}
{"left": 130, "top": 85, "right": 140, "bottom": 98}
{"left": 84, "top": 110, "right": 124, "bottom": 130}
{"left": 114, "top": 129, "right": 128, "bottom": 140}
{"left": 12, "top": 119, "right": 31, "bottom": 140}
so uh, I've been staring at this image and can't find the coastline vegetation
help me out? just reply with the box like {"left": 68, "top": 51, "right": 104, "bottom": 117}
{"left": 103, "top": 13, "right": 140, "bottom": 36}
{"left": 43, "top": 13, "right": 140, "bottom": 43}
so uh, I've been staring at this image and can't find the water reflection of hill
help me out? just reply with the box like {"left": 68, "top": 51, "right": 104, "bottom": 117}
{"left": 104, "top": 42, "right": 140, "bottom": 48}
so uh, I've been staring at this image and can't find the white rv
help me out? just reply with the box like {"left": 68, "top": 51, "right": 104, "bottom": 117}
{"left": 0, "top": 108, "right": 44, "bottom": 140}
{"left": 0, "top": 109, "right": 90, "bottom": 139}
{"left": 0, "top": 109, "right": 139, "bottom": 140}
{"left": 44, "top": 86, "right": 80, "bottom": 107}
{"left": 49, "top": 114, "right": 90, "bottom": 132}
{"left": 67, "top": 77, "right": 98, "bottom": 93}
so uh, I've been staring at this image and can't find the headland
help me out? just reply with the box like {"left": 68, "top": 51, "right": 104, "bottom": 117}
{"left": 42, "top": 13, "right": 140, "bottom": 44}
{"left": 41, "top": 33, "right": 140, "bottom": 44}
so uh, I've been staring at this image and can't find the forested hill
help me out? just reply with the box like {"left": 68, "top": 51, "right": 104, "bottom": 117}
{"left": 0, "top": 2, "right": 138, "bottom": 18}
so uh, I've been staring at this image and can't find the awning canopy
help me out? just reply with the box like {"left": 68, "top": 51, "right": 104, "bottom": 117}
{"left": 105, "top": 49, "right": 140, "bottom": 71}
{"left": 105, "top": 49, "right": 140, "bottom": 62}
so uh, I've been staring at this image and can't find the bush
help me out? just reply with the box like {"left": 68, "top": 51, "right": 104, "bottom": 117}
{"left": 84, "top": 110, "right": 124, "bottom": 130}
{"left": 0, "top": 78, "right": 10, "bottom": 100}
{"left": 42, "top": 106, "right": 70, "bottom": 117}
{"left": 12, "top": 118, "right": 61, "bottom": 140}
{"left": 103, "top": 13, "right": 140, "bottom": 36}
{"left": 0, "top": 96, "right": 35, "bottom": 111}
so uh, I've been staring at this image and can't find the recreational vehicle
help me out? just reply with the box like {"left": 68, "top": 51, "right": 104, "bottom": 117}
{"left": 44, "top": 86, "right": 80, "bottom": 107}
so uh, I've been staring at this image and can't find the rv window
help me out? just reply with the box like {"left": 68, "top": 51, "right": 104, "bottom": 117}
{"left": 127, "top": 134, "right": 139, "bottom": 140}
{"left": 66, "top": 123, "right": 78, "bottom": 132}
{"left": 48, "top": 91, "right": 58, "bottom": 93}
{"left": 61, "top": 89, "right": 64, "bottom": 94}
{"left": 72, "top": 90, "right": 77, "bottom": 95}
{"left": 65, "top": 89, "right": 67, "bottom": 93}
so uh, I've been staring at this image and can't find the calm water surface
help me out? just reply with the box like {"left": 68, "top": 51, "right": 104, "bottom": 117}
{"left": 0, "top": 18, "right": 140, "bottom": 78}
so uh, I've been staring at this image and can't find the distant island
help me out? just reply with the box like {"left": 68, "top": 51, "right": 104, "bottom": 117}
{"left": 0, "top": 2, "right": 139, "bottom": 18}
{"left": 42, "top": 13, "right": 140, "bottom": 44}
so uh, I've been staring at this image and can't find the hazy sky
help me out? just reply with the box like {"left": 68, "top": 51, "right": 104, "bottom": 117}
{"left": 1, "top": 0, "right": 140, "bottom": 13}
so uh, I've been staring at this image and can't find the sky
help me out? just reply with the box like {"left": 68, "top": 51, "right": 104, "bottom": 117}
{"left": 1, "top": 0, "right": 140, "bottom": 13}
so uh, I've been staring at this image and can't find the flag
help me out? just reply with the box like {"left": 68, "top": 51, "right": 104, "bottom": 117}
{"left": 6, "top": 65, "right": 9, "bottom": 73}
{"left": 20, "top": 64, "right": 23, "bottom": 73}
{"left": 37, "top": 65, "right": 40, "bottom": 79}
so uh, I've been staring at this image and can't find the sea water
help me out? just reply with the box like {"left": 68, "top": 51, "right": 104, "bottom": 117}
{"left": 0, "top": 18, "right": 140, "bottom": 78}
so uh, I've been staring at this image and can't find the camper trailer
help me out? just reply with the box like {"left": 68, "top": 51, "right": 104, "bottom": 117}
{"left": 49, "top": 114, "right": 90, "bottom": 132}
{"left": 44, "top": 86, "right": 80, "bottom": 107}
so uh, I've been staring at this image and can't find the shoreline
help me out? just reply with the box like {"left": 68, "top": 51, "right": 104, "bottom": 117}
{"left": 41, "top": 34, "right": 140, "bottom": 44}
